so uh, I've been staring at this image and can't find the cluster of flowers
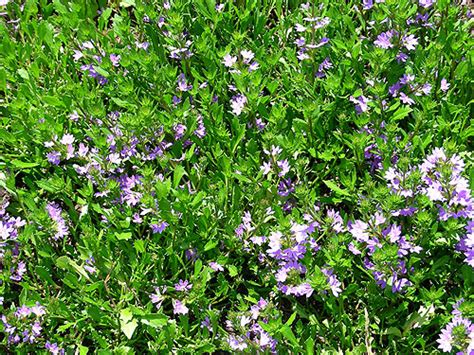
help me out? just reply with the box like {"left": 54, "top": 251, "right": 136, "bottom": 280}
{"left": 45, "top": 109, "right": 208, "bottom": 237}
{"left": 1, "top": 303, "right": 46, "bottom": 345}
{"left": 236, "top": 207, "right": 344, "bottom": 298}
{"left": 225, "top": 298, "right": 277, "bottom": 352}
{"left": 74, "top": 41, "right": 113, "bottom": 85}
{"left": 0, "top": 191, "right": 27, "bottom": 282}
{"left": 259, "top": 146, "right": 295, "bottom": 211}
{"left": 293, "top": 4, "right": 331, "bottom": 62}
{"left": 348, "top": 213, "right": 421, "bottom": 293}
{"left": 222, "top": 49, "right": 260, "bottom": 73}
{"left": 388, "top": 73, "right": 434, "bottom": 106}
{"left": 360, "top": 122, "right": 400, "bottom": 173}
{"left": 419, "top": 149, "right": 473, "bottom": 266}
{"left": 149, "top": 279, "right": 193, "bottom": 317}
{"left": 437, "top": 299, "right": 474, "bottom": 354}
{"left": 45, "top": 203, "right": 69, "bottom": 241}
{"left": 384, "top": 147, "right": 473, "bottom": 267}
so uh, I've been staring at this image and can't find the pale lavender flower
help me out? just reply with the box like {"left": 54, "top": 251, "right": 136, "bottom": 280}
{"left": 72, "top": 50, "right": 83, "bottom": 61}
{"left": 440, "top": 78, "right": 450, "bottom": 92}
{"left": 374, "top": 31, "right": 394, "bottom": 49}
{"left": 177, "top": 73, "right": 192, "bottom": 92}
{"left": 46, "top": 203, "right": 69, "bottom": 240}
{"left": 230, "top": 94, "right": 247, "bottom": 116}
{"left": 209, "top": 261, "right": 224, "bottom": 271}
{"left": 402, "top": 34, "right": 418, "bottom": 51}
{"left": 260, "top": 161, "right": 272, "bottom": 175}
{"left": 350, "top": 95, "right": 370, "bottom": 114}
{"left": 419, "top": 0, "right": 435, "bottom": 8}
{"left": 295, "top": 23, "right": 306, "bottom": 32}
{"left": 240, "top": 50, "right": 254, "bottom": 64}
{"left": 399, "top": 92, "right": 415, "bottom": 106}
{"left": 248, "top": 61, "right": 260, "bottom": 72}
{"left": 277, "top": 159, "right": 290, "bottom": 177}
{"left": 175, "top": 279, "right": 193, "bottom": 292}
{"left": 45, "top": 342, "right": 64, "bottom": 355}
{"left": 135, "top": 41, "right": 150, "bottom": 50}
{"left": 437, "top": 316, "right": 474, "bottom": 353}
{"left": 396, "top": 52, "right": 409, "bottom": 63}
{"left": 173, "top": 300, "right": 189, "bottom": 315}
{"left": 222, "top": 54, "right": 237, "bottom": 67}
{"left": 60, "top": 133, "right": 75, "bottom": 145}
{"left": 363, "top": 0, "right": 374, "bottom": 10}
{"left": 110, "top": 54, "right": 121, "bottom": 67}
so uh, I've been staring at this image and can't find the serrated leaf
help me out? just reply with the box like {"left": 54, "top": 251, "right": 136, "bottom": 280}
{"left": 227, "top": 265, "right": 238, "bottom": 277}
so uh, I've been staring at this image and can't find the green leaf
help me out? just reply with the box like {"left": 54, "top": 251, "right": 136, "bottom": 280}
{"left": 323, "top": 180, "right": 351, "bottom": 197}
{"left": 56, "top": 255, "right": 71, "bottom": 269}
{"left": 120, "top": 308, "right": 138, "bottom": 339}
{"left": 115, "top": 232, "right": 132, "bottom": 240}
{"left": 35, "top": 266, "right": 57, "bottom": 286}
{"left": 391, "top": 106, "right": 412, "bottom": 122}
{"left": 204, "top": 239, "right": 218, "bottom": 251}
{"left": 385, "top": 327, "right": 402, "bottom": 337}
{"left": 227, "top": 265, "right": 238, "bottom": 277}
{"left": 17, "top": 68, "right": 29, "bottom": 80}
{"left": 285, "top": 311, "right": 297, "bottom": 326}
{"left": 43, "top": 95, "right": 66, "bottom": 108}
{"left": 305, "top": 337, "right": 314, "bottom": 354}
{"left": 121, "top": 319, "right": 138, "bottom": 339}
{"left": 120, "top": 0, "right": 135, "bottom": 7}
{"left": 173, "top": 165, "right": 186, "bottom": 188}
{"left": 11, "top": 160, "right": 39, "bottom": 169}
{"left": 280, "top": 325, "right": 299, "bottom": 347}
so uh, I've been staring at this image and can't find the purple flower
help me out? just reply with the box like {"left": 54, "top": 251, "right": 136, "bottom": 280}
{"left": 194, "top": 115, "right": 206, "bottom": 138}
{"left": 363, "top": 0, "right": 374, "bottom": 10}
{"left": 402, "top": 34, "right": 418, "bottom": 51}
{"left": 419, "top": 0, "right": 435, "bottom": 8}
{"left": 151, "top": 221, "right": 169, "bottom": 234}
{"left": 177, "top": 73, "right": 192, "bottom": 92}
{"left": 110, "top": 54, "right": 121, "bottom": 67}
{"left": 399, "top": 92, "right": 415, "bottom": 106}
{"left": 174, "top": 123, "right": 187, "bottom": 140}
{"left": 350, "top": 95, "right": 370, "bottom": 114}
{"left": 222, "top": 54, "right": 237, "bottom": 67}
{"left": 45, "top": 342, "right": 64, "bottom": 355}
{"left": 209, "top": 261, "right": 224, "bottom": 271}
{"left": 46, "top": 151, "right": 61, "bottom": 165}
{"left": 396, "top": 52, "right": 409, "bottom": 63}
{"left": 374, "top": 31, "right": 394, "bottom": 49}
{"left": 437, "top": 316, "right": 474, "bottom": 353}
{"left": 230, "top": 94, "right": 247, "bottom": 116}
{"left": 173, "top": 300, "right": 189, "bottom": 315}
{"left": 240, "top": 50, "right": 254, "bottom": 64}
{"left": 440, "top": 78, "right": 450, "bottom": 92}
{"left": 175, "top": 279, "right": 193, "bottom": 292}
{"left": 135, "top": 41, "right": 150, "bottom": 50}
{"left": 322, "top": 268, "right": 342, "bottom": 297}
{"left": 46, "top": 203, "right": 69, "bottom": 240}
{"left": 277, "top": 159, "right": 290, "bottom": 177}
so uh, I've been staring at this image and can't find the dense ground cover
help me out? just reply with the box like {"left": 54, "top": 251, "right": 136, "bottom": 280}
{"left": 0, "top": 0, "right": 473, "bottom": 353}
